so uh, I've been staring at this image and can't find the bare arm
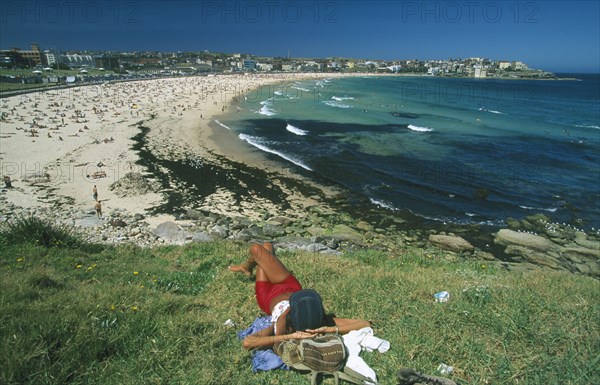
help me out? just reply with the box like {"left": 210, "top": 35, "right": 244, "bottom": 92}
{"left": 333, "top": 317, "right": 372, "bottom": 334}
{"left": 242, "top": 326, "right": 314, "bottom": 350}
{"left": 307, "top": 318, "right": 372, "bottom": 335}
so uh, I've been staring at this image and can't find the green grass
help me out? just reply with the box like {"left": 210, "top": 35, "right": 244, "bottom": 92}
{"left": 0, "top": 217, "right": 93, "bottom": 251}
{"left": 0, "top": 219, "right": 598, "bottom": 385}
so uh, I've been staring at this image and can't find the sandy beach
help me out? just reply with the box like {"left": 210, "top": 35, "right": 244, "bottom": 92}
{"left": 0, "top": 73, "right": 359, "bottom": 226}
{"left": 2, "top": 73, "right": 598, "bottom": 279}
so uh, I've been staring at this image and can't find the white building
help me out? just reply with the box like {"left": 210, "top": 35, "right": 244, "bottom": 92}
{"left": 256, "top": 63, "right": 273, "bottom": 71}
{"left": 474, "top": 66, "right": 487, "bottom": 78}
{"left": 62, "top": 53, "right": 95, "bottom": 68}
{"left": 499, "top": 61, "right": 511, "bottom": 70}
{"left": 513, "top": 61, "right": 528, "bottom": 70}
{"left": 43, "top": 50, "right": 57, "bottom": 66}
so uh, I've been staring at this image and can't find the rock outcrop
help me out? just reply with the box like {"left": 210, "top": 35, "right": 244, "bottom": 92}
{"left": 2, "top": 199, "right": 598, "bottom": 278}
{"left": 494, "top": 226, "right": 599, "bottom": 277}
{"left": 429, "top": 234, "right": 475, "bottom": 253}
{"left": 109, "top": 172, "right": 161, "bottom": 197}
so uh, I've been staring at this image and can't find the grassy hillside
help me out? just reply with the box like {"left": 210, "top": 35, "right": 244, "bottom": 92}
{"left": 1, "top": 218, "right": 598, "bottom": 385}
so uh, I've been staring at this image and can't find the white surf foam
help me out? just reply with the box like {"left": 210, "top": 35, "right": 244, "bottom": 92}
{"left": 332, "top": 96, "right": 354, "bottom": 101}
{"left": 286, "top": 123, "right": 308, "bottom": 136}
{"left": 291, "top": 86, "right": 310, "bottom": 92}
{"left": 369, "top": 197, "right": 397, "bottom": 211}
{"left": 214, "top": 120, "right": 231, "bottom": 130}
{"left": 238, "top": 134, "right": 312, "bottom": 171}
{"left": 479, "top": 107, "right": 504, "bottom": 114}
{"left": 575, "top": 124, "right": 600, "bottom": 129}
{"left": 258, "top": 100, "right": 276, "bottom": 116}
{"left": 519, "top": 205, "right": 558, "bottom": 212}
{"left": 323, "top": 100, "right": 351, "bottom": 109}
{"left": 408, "top": 124, "right": 434, "bottom": 132}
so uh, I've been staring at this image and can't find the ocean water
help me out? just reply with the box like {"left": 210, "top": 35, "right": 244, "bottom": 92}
{"left": 218, "top": 74, "right": 600, "bottom": 230}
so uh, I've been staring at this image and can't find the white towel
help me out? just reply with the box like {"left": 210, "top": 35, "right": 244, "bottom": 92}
{"left": 342, "top": 327, "right": 390, "bottom": 384}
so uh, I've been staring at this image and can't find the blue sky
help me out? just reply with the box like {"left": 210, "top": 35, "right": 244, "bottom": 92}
{"left": 1, "top": 0, "right": 599, "bottom": 73}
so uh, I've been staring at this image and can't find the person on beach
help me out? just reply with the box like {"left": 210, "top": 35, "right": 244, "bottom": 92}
{"left": 95, "top": 200, "right": 102, "bottom": 218}
{"left": 92, "top": 185, "right": 98, "bottom": 201}
{"left": 229, "top": 243, "right": 371, "bottom": 349}
{"left": 3, "top": 176, "right": 12, "bottom": 188}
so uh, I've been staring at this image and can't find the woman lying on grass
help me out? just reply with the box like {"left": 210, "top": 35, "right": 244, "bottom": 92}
{"left": 229, "top": 242, "right": 371, "bottom": 349}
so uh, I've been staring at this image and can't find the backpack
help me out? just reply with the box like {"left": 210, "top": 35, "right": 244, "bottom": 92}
{"left": 274, "top": 334, "right": 376, "bottom": 385}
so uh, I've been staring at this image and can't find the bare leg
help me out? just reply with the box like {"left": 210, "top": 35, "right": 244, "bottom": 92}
{"left": 228, "top": 261, "right": 254, "bottom": 277}
{"left": 254, "top": 242, "right": 291, "bottom": 283}
{"left": 229, "top": 243, "right": 291, "bottom": 284}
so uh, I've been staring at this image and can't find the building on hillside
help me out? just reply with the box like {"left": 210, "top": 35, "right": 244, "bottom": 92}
{"left": 256, "top": 62, "right": 273, "bottom": 71}
{"left": 499, "top": 61, "right": 511, "bottom": 70}
{"left": 474, "top": 66, "right": 487, "bottom": 78}
{"left": 243, "top": 59, "right": 257, "bottom": 70}
{"left": 0, "top": 44, "right": 42, "bottom": 67}
{"left": 61, "top": 53, "right": 95, "bottom": 68}
{"left": 43, "top": 51, "right": 57, "bottom": 66}
{"left": 513, "top": 61, "right": 529, "bottom": 70}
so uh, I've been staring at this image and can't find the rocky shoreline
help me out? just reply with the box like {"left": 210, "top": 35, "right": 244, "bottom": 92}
{"left": 1, "top": 168, "right": 598, "bottom": 278}
{"left": 1, "top": 97, "right": 598, "bottom": 278}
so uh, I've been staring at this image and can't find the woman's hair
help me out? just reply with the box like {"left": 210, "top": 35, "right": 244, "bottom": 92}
{"left": 284, "top": 311, "right": 336, "bottom": 333}
{"left": 288, "top": 289, "right": 325, "bottom": 331}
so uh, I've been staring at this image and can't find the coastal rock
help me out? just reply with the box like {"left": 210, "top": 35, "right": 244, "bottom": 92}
{"left": 505, "top": 218, "right": 522, "bottom": 230}
{"left": 109, "top": 172, "right": 160, "bottom": 197}
{"left": 574, "top": 233, "right": 600, "bottom": 250}
{"left": 191, "top": 231, "right": 214, "bottom": 243}
{"left": 231, "top": 229, "right": 253, "bottom": 242}
{"left": 229, "top": 221, "right": 248, "bottom": 231}
{"left": 356, "top": 221, "right": 373, "bottom": 232}
{"left": 494, "top": 228, "right": 600, "bottom": 277}
{"left": 74, "top": 216, "right": 104, "bottom": 228}
{"left": 109, "top": 219, "right": 127, "bottom": 228}
{"left": 504, "top": 245, "right": 564, "bottom": 270}
{"left": 562, "top": 246, "right": 600, "bottom": 260}
{"left": 267, "top": 216, "right": 293, "bottom": 227}
{"left": 306, "top": 224, "right": 364, "bottom": 244}
{"left": 153, "top": 221, "right": 189, "bottom": 244}
{"left": 285, "top": 226, "right": 305, "bottom": 236}
{"left": 246, "top": 225, "right": 265, "bottom": 238}
{"left": 429, "top": 234, "right": 474, "bottom": 253}
{"left": 495, "top": 229, "right": 557, "bottom": 252}
{"left": 476, "top": 251, "right": 496, "bottom": 261}
{"left": 185, "top": 209, "right": 205, "bottom": 220}
{"left": 473, "top": 188, "right": 489, "bottom": 201}
{"left": 208, "top": 225, "right": 229, "bottom": 240}
{"left": 306, "top": 226, "right": 327, "bottom": 237}
{"left": 262, "top": 224, "right": 286, "bottom": 238}
{"left": 275, "top": 236, "right": 341, "bottom": 256}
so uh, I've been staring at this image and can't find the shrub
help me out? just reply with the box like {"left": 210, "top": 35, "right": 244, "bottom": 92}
{"left": 0, "top": 216, "right": 84, "bottom": 248}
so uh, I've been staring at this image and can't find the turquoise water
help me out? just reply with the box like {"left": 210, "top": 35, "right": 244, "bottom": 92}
{"left": 218, "top": 74, "right": 600, "bottom": 230}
